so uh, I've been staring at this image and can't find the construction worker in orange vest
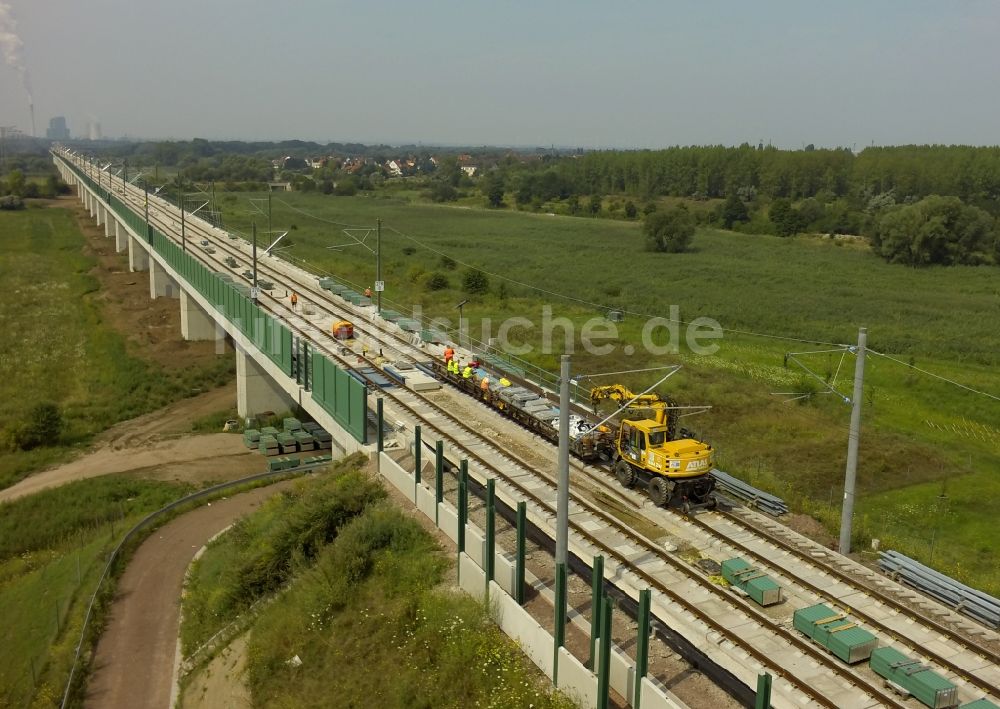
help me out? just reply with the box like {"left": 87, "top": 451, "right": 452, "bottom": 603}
{"left": 443, "top": 345, "right": 455, "bottom": 364}
{"left": 480, "top": 375, "right": 490, "bottom": 392}
{"left": 364, "top": 286, "right": 373, "bottom": 298}
{"left": 290, "top": 292, "right": 298, "bottom": 310}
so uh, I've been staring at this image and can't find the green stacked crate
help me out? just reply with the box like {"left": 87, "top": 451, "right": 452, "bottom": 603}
{"left": 721, "top": 558, "right": 782, "bottom": 606}
{"left": 793, "top": 603, "right": 877, "bottom": 664}
{"left": 285, "top": 456, "right": 301, "bottom": 468}
{"left": 277, "top": 432, "right": 298, "bottom": 454}
{"left": 301, "top": 421, "right": 321, "bottom": 433}
{"left": 243, "top": 428, "right": 261, "bottom": 449}
{"left": 340, "top": 289, "right": 358, "bottom": 301}
{"left": 267, "top": 457, "right": 285, "bottom": 472}
{"left": 258, "top": 435, "right": 279, "bottom": 456}
{"left": 312, "top": 428, "right": 333, "bottom": 450}
{"left": 869, "top": 647, "right": 958, "bottom": 708}
{"left": 293, "top": 431, "right": 315, "bottom": 450}
{"left": 318, "top": 277, "right": 336, "bottom": 290}
{"left": 380, "top": 310, "right": 402, "bottom": 322}
{"left": 396, "top": 318, "right": 421, "bottom": 332}
{"left": 283, "top": 417, "right": 302, "bottom": 432}
{"left": 261, "top": 426, "right": 280, "bottom": 437}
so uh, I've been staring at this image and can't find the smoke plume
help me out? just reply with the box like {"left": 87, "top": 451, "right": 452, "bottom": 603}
{"left": 0, "top": 3, "right": 32, "bottom": 104}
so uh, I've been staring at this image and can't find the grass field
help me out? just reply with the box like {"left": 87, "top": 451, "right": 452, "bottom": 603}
{"left": 182, "top": 457, "right": 574, "bottom": 708}
{"left": 0, "top": 476, "right": 191, "bottom": 708}
{"left": 0, "top": 203, "right": 234, "bottom": 489}
{"left": 218, "top": 191, "right": 1000, "bottom": 592}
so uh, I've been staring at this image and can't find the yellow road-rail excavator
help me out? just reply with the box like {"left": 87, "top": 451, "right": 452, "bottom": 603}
{"left": 590, "top": 384, "right": 717, "bottom": 511}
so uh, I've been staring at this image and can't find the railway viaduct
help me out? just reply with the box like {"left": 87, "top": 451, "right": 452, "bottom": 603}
{"left": 54, "top": 150, "right": 375, "bottom": 456}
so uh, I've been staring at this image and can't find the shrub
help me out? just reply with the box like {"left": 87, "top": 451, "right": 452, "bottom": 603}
{"left": 643, "top": 205, "right": 695, "bottom": 253}
{"left": 425, "top": 272, "right": 449, "bottom": 291}
{"left": 9, "top": 402, "right": 63, "bottom": 450}
{"left": 461, "top": 268, "right": 489, "bottom": 294}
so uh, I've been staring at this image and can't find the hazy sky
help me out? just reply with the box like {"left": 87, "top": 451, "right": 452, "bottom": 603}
{"left": 1, "top": 0, "right": 998, "bottom": 148}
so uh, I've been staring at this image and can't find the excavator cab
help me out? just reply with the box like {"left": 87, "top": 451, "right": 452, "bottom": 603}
{"left": 617, "top": 418, "right": 713, "bottom": 479}
{"left": 592, "top": 382, "right": 717, "bottom": 511}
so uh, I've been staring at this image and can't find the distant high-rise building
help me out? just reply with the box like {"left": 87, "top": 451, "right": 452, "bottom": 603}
{"left": 46, "top": 116, "right": 71, "bottom": 140}
{"left": 87, "top": 121, "right": 101, "bottom": 141}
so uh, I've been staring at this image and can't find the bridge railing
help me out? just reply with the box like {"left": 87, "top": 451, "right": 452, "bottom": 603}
{"left": 58, "top": 153, "right": 368, "bottom": 444}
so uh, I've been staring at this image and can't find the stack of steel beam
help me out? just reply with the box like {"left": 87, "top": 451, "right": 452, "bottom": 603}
{"left": 710, "top": 469, "right": 789, "bottom": 516}
{"left": 879, "top": 550, "right": 1000, "bottom": 629}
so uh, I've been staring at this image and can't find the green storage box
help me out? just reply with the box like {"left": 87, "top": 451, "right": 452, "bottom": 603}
{"left": 340, "top": 289, "right": 358, "bottom": 301}
{"left": 260, "top": 426, "right": 280, "bottom": 436}
{"left": 258, "top": 435, "right": 279, "bottom": 456}
{"left": 380, "top": 309, "right": 402, "bottom": 322}
{"left": 283, "top": 417, "right": 302, "bottom": 432}
{"left": 793, "top": 603, "right": 877, "bottom": 664}
{"left": 869, "top": 647, "right": 958, "bottom": 708}
{"left": 292, "top": 431, "right": 315, "bottom": 450}
{"left": 243, "top": 429, "right": 261, "bottom": 448}
{"left": 721, "top": 558, "right": 781, "bottom": 606}
{"left": 267, "top": 458, "right": 285, "bottom": 472}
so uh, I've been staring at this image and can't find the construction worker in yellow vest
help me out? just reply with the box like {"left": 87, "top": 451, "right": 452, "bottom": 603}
{"left": 449, "top": 359, "right": 458, "bottom": 375}
{"left": 499, "top": 376, "right": 512, "bottom": 387}
{"left": 462, "top": 364, "right": 473, "bottom": 379}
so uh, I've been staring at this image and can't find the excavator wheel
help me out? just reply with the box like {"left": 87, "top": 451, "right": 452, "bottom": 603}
{"left": 614, "top": 460, "right": 637, "bottom": 488}
{"left": 705, "top": 495, "right": 719, "bottom": 511}
{"left": 648, "top": 478, "right": 670, "bottom": 507}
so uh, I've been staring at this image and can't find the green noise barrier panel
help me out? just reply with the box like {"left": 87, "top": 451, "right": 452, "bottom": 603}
{"left": 310, "top": 352, "right": 368, "bottom": 444}
{"left": 60, "top": 155, "right": 370, "bottom": 442}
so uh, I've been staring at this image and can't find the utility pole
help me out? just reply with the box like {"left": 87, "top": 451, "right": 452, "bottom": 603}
{"left": 252, "top": 222, "right": 258, "bottom": 301}
{"left": 839, "top": 327, "right": 867, "bottom": 555}
{"left": 376, "top": 217, "right": 383, "bottom": 314}
{"left": 556, "top": 354, "right": 570, "bottom": 564}
{"left": 553, "top": 354, "right": 571, "bottom": 675}
{"left": 123, "top": 159, "right": 127, "bottom": 189}
{"left": 179, "top": 188, "right": 186, "bottom": 252}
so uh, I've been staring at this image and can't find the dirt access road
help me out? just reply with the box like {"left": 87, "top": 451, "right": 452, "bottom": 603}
{"left": 0, "top": 386, "right": 258, "bottom": 503}
{"left": 84, "top": 481, "right": 296, "bottom": 709}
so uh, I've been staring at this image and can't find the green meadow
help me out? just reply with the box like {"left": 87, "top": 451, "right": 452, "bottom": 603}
{"left": 0, "top": 204, "right": 234, "bottom": 489}
{"left": 218, "top": 191, "right": 1000, "bottom": 592}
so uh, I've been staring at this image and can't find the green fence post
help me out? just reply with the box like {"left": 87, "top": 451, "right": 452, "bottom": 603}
{"left": 376, "top": 398, "right": 384, "bottom": 453}
{"left": 458, "top": 459, "right": 468, "bottom": 556}
{"left": 516, "top": 501, "right": 526, "bottom": 604}
{"left": 553, "top": 562, "right": 567, "bottom": 684}
{"left": 434, "top": 441, "right": 444, "bottom": 524}
{"left": 597, "top": 594, "right": 613, "bottom": 709}
{"left": 486, "top": 478, "right": 495, "bottom": 585}
{"left": 634, "top": 589, "right": 651, "bottom": 709}
{"left": 589, "top": 555, "right": 604, "bottom": 668}
{"left": 755, "top": 672, "right": 772, "bottom": 709}
{"left": 413, "top": 425, "right": 422, "bottom": 485}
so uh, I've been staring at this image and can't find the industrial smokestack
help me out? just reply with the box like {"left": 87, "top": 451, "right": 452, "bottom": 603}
{"left": 0, "top": 3, "right": 33, "bottom": 132}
